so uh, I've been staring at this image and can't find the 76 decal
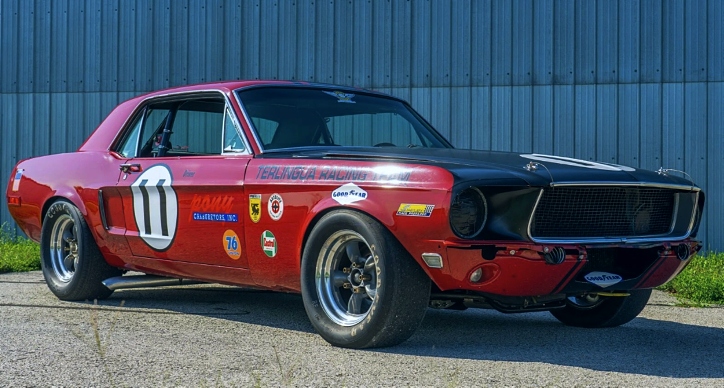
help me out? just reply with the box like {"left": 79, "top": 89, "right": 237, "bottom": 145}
{"left": 130, "top": 165, "right": 178, "bottom": 251}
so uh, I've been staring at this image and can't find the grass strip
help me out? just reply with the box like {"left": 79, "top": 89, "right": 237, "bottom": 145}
{"left": 0, "top": 227, "right": 41, "bottom": 273}
{"left": 659, "top": 252, "right": 724, "bottom": 306}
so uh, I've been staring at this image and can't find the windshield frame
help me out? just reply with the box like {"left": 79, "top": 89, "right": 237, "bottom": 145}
{"left": 232, "top": 84, "right": 454, "bottom": 153}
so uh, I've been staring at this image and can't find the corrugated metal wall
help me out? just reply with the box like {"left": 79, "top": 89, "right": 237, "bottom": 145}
{"left": 1, "top": 0, "right": 722, "bottom": 250}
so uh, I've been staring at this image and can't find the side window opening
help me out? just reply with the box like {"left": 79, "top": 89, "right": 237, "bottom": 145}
{"left": 115, "top": 96, "right": 237, "bottom": 158}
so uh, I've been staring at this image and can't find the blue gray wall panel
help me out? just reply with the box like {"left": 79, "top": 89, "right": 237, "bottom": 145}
{"left": 1, "top": 0, "right": 722, "bottom": 250}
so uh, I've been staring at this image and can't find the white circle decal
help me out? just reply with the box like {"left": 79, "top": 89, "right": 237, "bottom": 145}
{"left": 268, "top": 193, "right": 284, "bottom": 221}
{"left": 130, "top": 165, "right": 178, "bottom": 251}
{"left": 521, "top": 154, "right": 635, "bottom": 172}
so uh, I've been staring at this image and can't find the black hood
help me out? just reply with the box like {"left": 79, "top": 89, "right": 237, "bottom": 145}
{"left": 257, "top": 147, "right": 698, "bottom": 188}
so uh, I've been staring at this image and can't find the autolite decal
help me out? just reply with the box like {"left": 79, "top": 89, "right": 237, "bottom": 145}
{"left": 261, "top": 230, "right": 277, "bottom": 257}
{"left": 396, "top": 204, "right": 434, "bottom": 217}
{"left": 584, "top": 272, "right": 623, "bottom": 288}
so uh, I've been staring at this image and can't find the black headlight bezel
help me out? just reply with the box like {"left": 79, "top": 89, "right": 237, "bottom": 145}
{"left": 449, "top": 186, "right": 488, "bottom": 239}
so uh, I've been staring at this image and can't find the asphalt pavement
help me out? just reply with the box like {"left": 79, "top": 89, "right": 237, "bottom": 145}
{"left": 1, "top": 271, "right": 723, "bottom": 387}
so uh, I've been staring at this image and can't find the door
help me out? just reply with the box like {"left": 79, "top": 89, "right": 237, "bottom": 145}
{"left": 113, "top": 93, "right": 252, "bottom": 268}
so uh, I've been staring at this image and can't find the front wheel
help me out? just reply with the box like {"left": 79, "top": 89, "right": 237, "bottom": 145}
{"left": 550, "top": 289, "right": 652, "bottom": 328}
{"left": 40, "top": 200, "right": 121, "bottom": 301}
{"left": 301, "top": 210, "right": 431, "bottom": 348}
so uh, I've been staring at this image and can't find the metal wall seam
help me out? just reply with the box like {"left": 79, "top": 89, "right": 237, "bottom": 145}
{"left": 471, "top": 86, "right": 492, "bottom": 150}
{"left": 491, "top": 86, "right": 512, "bottom": 151}
{"left": 617, "top": 84, "right": 640, "bottom": 167}
{"left": 295, "top": 0, "right": 314, "bottom": 83}
{"left": 353, "top": 0, "right": 373, "bottom": 88}
{"left": 313, "top": 0, "right": 333, "bottom": 84}
{"left": 391, "top": 0, "right": 412, "bottom": 89}
{"left": 154, "top": 0, "right": 173, "bottom": 89}
{"left": 706, "top": 82, "right": 724, "bottom": 250}
{"left": 707, "top": 0, "right": 724, "bottom": 81}
{"left": 1, "top": 0, "right": 19, "bottom": 93}
{"left": 512, "top": 0, "right": 533, "bottom": 86}
{"left": 372, "top": 0, "right": 392, "bottom": 88}
{"left": 431, "top": 1, "right": 452, "bottom": 87}
{"left": 553, "top": 0, "right": 574, "bottom": 84}
{"left": 258, "top": 0, "right": 279, "bottom": 80}
{"left": 639, "top": 83, "right": 663, "bottom": 171}
{"left": 552, "top": 85, "right": 575, "bottom": 157}
{"left": 574, "top": 0, "right": 596, "bottom": 84}
{"left": 639, "top": 0, "right": 662, "bottom": 83}
{"left": 596, "top": 84, "right": 618, "bottom": 163}
{"left": 662, "top": 0, "right": 685, "bottom": 82}
{"left": 410, "top": 0, "right": 430, "bottom": 88}
{"left": 661, "top": 83, "right": 686, "bottom": 171}
{"left": 278, "top": 0, "right": 297, "bottom": 81}
{"left": 491, "top": 0, "right": 512, "bottom": 86}
{"left": 533, "top": 0, "right": 554, "bottom": 85}
{"left": 533, "top": 85, "right": 554, "bottom": 154}
{"left": 685, "top": 0, "right": 708, "bottom": 82}
{"left": 100, "top": 0, "right": 120, "bottom": 92}
{"left": 206, "top": 1, "right": 225, "bottom": 83}
{"left": 596, "top": 0, "right": 618, "bottom": 84}
{"left": 684, "top": 82, "right": 708, "bottom": 246}
{"left": 333, "top": 1, "right": 354, "bottom": 86}
{"left": 573, "top": 85, "right": 596, "bottom": 160}
{"left": 512, "top": 86, "right": 533, "bottom": 152}
{"left": 450, "top": 87, "right": 472, "bottom": 149}
{"left": 471, "top": 0, "right": 492, "bottom": 86}
{"left": 451, "top": 1, "right": 472, "bottom": 87}
{"left": 617, "top": 0, "right": 640, "bottom": 84}
{"left": 117, "top": 0, "right": 137, "bottom": 91}
{"left": 17, "top": 1, "right": 34, "bottom": 93}
{"left": 50, "top": 0, "right": 69, "bottom": 93}
{"left": 241, "top": 0, "right": 260, "bottom": 81}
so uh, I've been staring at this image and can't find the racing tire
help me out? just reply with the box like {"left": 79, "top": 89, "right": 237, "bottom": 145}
{"left": 40, "top": 200, "right": 121, "bottom": 301}
{"left": 301, "top": 210, "right": 431, "bottom": 348}
{"left": 550, "top": 289, "right": 652, "bottom": 328}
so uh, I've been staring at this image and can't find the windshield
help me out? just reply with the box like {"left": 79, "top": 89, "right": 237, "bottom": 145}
{"left": 235, "top": 87, "right": 452, "bottom": 150}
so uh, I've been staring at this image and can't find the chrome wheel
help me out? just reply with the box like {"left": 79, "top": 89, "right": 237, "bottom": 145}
{"left": 566, "top": 294, "right": 604, "bottom": 310}
{"left": 49, "top": 214, "right": 78, "bottom": 283}
{"left": 316, "top": 230, "right": 377, "bottom": 326}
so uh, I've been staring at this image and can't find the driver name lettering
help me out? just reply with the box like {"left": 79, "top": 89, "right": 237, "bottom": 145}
{"left": 255, "top": 165, "right": 410, "bottom": 182}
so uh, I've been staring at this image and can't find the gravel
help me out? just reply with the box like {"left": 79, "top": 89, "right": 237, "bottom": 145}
{"left": 1, "top": 271, "right": 722, "bottom": 387}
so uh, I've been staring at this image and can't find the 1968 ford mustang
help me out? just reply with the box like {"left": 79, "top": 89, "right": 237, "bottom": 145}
{"left": 6, "top": 81, "right": 704, "bottom": 348}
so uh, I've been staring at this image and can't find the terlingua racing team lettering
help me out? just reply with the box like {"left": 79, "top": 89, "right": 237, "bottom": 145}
{"left": 130, "top": 165, "right": 178, "bottom": 251}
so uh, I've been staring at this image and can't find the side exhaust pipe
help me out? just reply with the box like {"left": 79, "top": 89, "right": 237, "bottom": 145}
{"left": 102, "top": 275, "right": 204, "bottom": 291}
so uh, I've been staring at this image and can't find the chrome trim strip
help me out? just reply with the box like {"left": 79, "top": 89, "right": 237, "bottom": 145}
{"left": 220, "top": 105, "right": 253, "bottom": 156}
{"left": 232, "top": 91, "right": 266, "bottom": 154}
{"left": 526, "top": 184, "right": 697, "bottom": 244}
{"left": 548, "top": 182, "right": 700, "bottom": 191}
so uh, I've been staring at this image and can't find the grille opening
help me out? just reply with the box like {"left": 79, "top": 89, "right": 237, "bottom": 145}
{"left": 531, "top": 187, "right": 676, "bottom": 239}
{"left": 577, "top": 248, "right": 660, "bottom": 281}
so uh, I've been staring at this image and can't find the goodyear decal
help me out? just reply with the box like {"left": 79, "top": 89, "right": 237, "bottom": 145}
{"left": 261, "top": 230, "right": 277, "bottom": 257}
{"left": 223, "top": 230, "right": 241, "bottom": 260}
{"left": 249, "top": 194, "right": 262, "bottom": 223}
{"left": 584, "top": 272, "right": 623, "bottom": 288}
{"left": 332, "top": 183, "right": 367, "bottom": 205}
{"left": 396, "top": 204, "right": 434, "bottom": 217}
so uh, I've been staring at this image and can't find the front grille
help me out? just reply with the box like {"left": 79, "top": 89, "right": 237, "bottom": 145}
{"left": 531, "top": 187, "right": 676, "bottom": 239}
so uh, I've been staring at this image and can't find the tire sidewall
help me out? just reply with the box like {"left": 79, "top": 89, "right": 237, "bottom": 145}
{"left": 40, "top": 201, "right": 88, "bottom": 299}
{"left": 301, "top": 211, "right": 396, "bottom": 348}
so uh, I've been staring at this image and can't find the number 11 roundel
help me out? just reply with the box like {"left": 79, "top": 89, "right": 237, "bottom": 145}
{"left": 130, "top": 164, "right": 178, "bottom": 251}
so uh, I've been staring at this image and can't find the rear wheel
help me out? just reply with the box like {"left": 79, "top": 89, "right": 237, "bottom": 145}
{"left": 301, "top": 210, "right": 431, "bottom": 348}
{"left": 550, "top": 289, "right": 652, "bottom": 328}
{"left": 40, "top": 200, "right": 121, "bottom": 301}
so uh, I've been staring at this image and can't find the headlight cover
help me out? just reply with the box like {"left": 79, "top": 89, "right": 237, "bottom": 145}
{"left": 449, "top": 187, "right": 487, "bottom": 238}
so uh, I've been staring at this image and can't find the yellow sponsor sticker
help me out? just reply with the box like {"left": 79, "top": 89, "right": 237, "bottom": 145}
{"left": 223, "top": 230, "right": 241, "bottom": 260}
{"left": 249, "top": 194, "right": 261, "bottom": 223}
{"left": 396, "top": 203, "right": 434, "bottom": 217}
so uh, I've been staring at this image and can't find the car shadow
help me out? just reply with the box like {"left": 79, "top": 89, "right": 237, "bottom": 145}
{"left": 99, "top": 285, "right": 723, "bottom": 379}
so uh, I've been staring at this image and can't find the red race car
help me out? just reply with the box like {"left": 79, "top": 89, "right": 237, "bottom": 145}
{"left": 6, "top": 81, "right": 704, "bottom": 348}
